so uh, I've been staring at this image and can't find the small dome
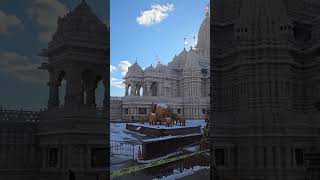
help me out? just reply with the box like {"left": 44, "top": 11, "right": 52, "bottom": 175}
{"left": 125, "top": 62, "right": 144, "bottom": 77}
{"left": 144, "top": 65, "right": 156, "bottom": 76}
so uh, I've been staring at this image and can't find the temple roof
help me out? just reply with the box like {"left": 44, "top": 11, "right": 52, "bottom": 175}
{"left": 125, "top": 62, "right": 144, "bottom": 77}
{"left": 45, "top": 0, "right": 107, "bottom": 53}
{"left": 183, "top": 49, "right": 202, "bottom": 73}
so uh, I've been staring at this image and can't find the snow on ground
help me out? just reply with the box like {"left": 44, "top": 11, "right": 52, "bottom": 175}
{"left": 110, "top": 123, "right": 138, "bottom": 141}
{"left": 153, "top": 166, "right": 210, "bottom": 180}
{"left": 187, "top": 119, "right": 206, "bottom": 129}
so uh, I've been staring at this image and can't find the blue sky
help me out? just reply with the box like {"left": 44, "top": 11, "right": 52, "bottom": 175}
{"left": 110, "top": 0, "right": 209, "bottom": 96}
{"left": 0, "top": 0, "right": 107, "bottom": 110}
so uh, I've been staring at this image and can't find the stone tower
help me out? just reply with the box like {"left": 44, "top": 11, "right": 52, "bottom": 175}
{"left": 183, "top": 48, "right": 203, "bottom": 119}
{"left": 211, "top": 0, "right": 320, "bottom": 179}
{"left": 38, "top": 1, "right": 109, "bottom": 179}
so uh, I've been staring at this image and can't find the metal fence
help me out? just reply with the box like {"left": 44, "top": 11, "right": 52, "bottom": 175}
{"left": 110, "top": 140, "right": 135, "bottom": 159}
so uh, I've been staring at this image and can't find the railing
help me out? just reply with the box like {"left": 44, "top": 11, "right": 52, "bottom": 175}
{"left": 110, "top": 140, "right": 135, "bottom": 160}
{"left": 0, "top": 107, "right": 41, "bottom": 122}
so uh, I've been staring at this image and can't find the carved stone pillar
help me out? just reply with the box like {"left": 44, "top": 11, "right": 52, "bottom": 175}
{"left": 48, "top": 70, "right": 60, "bottom": 110}
{"left": 86, "top": 90, "right": 96, "bottom": 107}
{"left": 146, "top": 82, "right": 151, "bottom": 96}
{"left": 137, "top": 85, "right": 141, "bottom": 96}
{"left": 125, "top": 84, "right": 129, "bottom": 96}
{"left": 80, "top": 80, "right": 85, "bottom": 105}
{"left": 143, "top": 84, "right": 147, "bottom": 96}
{"left": 83, "top": 73, "right": 97, "bottom": 108}
{"left": 130, "top": 83, "right": 135, "bottom": 96}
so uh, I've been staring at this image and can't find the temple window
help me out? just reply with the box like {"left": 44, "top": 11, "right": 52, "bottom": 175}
{"left": 138, "top": 108, "right": 146, "bottom": 114}
{"left": 48, "top": 148, "right": 58, "bottom": 168}
{"left": 215, "top": 148, "right": 225, "bottom": 166}
{"left": 295, "top": 148, "right": 304, "bottom": 166}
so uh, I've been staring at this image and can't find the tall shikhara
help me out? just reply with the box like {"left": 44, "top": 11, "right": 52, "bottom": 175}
{"left": 211, "top": 0, "right": 320, "bottom": 179}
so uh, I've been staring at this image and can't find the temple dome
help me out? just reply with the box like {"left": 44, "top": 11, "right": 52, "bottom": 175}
{"left": 195, "top": 12, "right": 210, "bottom": 58}
{"left": 125, "top": 62, "right": 144, "bottom": 77}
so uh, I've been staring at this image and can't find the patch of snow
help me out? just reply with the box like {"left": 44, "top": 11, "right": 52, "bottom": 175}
{"left": 153, "top": 166, "right": 210, "bottom": 180}
{"left": 136, "top": 126, "right": 141, "bottom": 130}
{"left": 157, "top": 103, "right": 168, "bottom": 108}
{"left": 184, "top": 145, "right": 200, "bottom": 152}
{"left": 110, "top": 123, "right": 137, "bottom": 141}
{"left": 110, "top": 154, "right": 133, "bottom": 164}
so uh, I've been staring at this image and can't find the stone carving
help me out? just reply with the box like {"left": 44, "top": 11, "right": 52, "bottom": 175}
{"left": 211, "top": 0, "right": 320, "bottom": 179}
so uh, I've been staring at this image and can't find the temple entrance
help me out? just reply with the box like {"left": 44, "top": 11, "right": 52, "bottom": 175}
{"left": 81, "top": 70, "right": 103, "bottom": 108}
{"left": 150, "top": 82, "right": 157, "bottom": 96}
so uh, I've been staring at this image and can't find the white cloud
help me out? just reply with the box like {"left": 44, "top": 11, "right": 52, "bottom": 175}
{"left": 0, "top": 51, "right": 48, "bottom": 83}
{"left": 110, "top": 65, "right": 117, "bottom": 73}
{"left": 110, "top": 61, "right": 132, "bottom": 89}
{"left": 28, "top": 0, "right": 68, "bottom": 42}
{"left": 111, "top": 77, "right": 125, "bottom": 89}
{"left": 0, "top": 10, "right": 23, "bottom": 34}
{"left": 136, "top": 3, "right": 174, "bottom": 26}
{"left": 118, "top": 60, "right": 132, "bottom": 76}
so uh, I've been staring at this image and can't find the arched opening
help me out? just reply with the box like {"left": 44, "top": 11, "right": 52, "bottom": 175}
{"left": 128, "top": 84, "right": 131, "bottom": 96}
{"left": 134, "top": 84, "right": 140, "bottom": 96}
{"left": 139, "top": 86, "right": 144, "bottom": 96}
{"left": 57, "top": 71, "right": 66, "bottom": 108}
{"left": 150, "top": 82, "right": 157, "bottom": 96}
{"left": 81, "top": 70, "right": 102, "bottom": 108}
